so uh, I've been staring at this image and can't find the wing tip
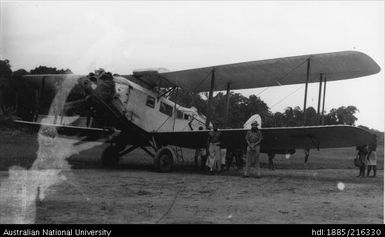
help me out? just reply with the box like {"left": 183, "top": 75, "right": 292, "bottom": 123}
{"left": 346, "top": 50, "right": 381, "bottom": 75}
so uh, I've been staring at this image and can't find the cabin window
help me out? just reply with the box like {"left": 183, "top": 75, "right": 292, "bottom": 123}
{"left": 184, "top": 114, "right": 190, "bottom": 120}
{"left": 176, "top": 110, "right": 183, "bottom": 119}
{"left": 146, "top": 96, "right": 155, "bottom": 108}
{"left": 159, "top": 102, "right": 173, "bottom": 117}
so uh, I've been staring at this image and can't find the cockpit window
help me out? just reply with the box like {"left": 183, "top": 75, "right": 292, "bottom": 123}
{"left": 176, "top": 110, "right": 183, "bottom": 119}
{"left": 159, "top": 102, "right": 173, "bottom": 117}
{"left": 146, "top": 96, "right": 155, "bottom": 108}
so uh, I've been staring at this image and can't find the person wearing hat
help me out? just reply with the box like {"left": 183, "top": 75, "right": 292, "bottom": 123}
{"left": 206, "top": 124, "right": 222, "bottom": 175}
{"left": 244, "top": 120, "right": 263, "bottom": 178}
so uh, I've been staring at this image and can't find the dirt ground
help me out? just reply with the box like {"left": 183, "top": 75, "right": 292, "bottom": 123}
{"left": 1, "top": 167, "right": 382, "bottom": 224}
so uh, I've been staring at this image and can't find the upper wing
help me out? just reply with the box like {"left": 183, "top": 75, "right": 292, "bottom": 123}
{"left": 159, "top": 51, "right": 381, "bottom": 92}
{"left": 152, "top": 125, "right": 374, "bottom": 153}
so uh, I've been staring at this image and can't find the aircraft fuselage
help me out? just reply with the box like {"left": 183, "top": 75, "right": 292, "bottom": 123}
{"left": 113, "top": 76, "right": 206, "bottom": 132}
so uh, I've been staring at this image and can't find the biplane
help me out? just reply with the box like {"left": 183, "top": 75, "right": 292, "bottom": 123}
{"left": 15, "top": 51, "right": 381, "bottom": 172}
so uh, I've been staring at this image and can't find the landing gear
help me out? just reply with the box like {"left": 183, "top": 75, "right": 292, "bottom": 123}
{"left": 154, "top": 149, "right": 174, "bottom": 173}
{"left": 101, "top": 145, "right": 120, "bottom": 167}
{"left": 100, "top": 141, "right": 175, "bottom": 173}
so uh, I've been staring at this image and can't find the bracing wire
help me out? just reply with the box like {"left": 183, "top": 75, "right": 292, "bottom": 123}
{"left": 254, "top": 58, "right": 309, "bottom": 98}
{"left": 190, "top": 69, "right": 213, "bottom": 93}
{"left": 270, "top": 84, "right": 305, "bottom": 109}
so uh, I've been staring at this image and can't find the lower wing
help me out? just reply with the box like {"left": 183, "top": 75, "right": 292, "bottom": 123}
{"left": 12, "top": 121, "right": 374, "bottom": 154}
{"left": 13, "top": 120, "right": 114, "bottom": 142}
{"left": 152, "top": 125, "right": 374, "bottom": 153}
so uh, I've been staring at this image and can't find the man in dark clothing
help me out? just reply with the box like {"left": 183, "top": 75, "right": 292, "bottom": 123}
{"left": 356, "top": 145, "right": 368, "bottom": 177}
{"left": 226, "top": 147, "right": 243, "bottom": 171}
{"left": 267, "top": 152, "right": 275, "bottom": 170}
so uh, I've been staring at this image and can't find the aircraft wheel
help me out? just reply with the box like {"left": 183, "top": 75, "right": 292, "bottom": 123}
{"left": 101, "top": 145, "right": 120, "bottom": 167}
{"left": 154, "top": 150, "right": 173, "bottom": 173}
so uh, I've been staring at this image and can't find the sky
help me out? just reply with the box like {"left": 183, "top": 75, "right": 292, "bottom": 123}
{"left": 1, "top": 1, "right": 384, "bottom": 131}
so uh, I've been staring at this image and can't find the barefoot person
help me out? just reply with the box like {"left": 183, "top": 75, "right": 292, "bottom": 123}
{"left": 244, "top": 121, "right": 263, "bottom": 178}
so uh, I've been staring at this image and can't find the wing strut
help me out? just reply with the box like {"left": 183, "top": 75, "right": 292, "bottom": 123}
{"left": 303, "top": 57, "right": 311, "bottom": 125}
{"left": 205, "top": 68, "right": 216, "bottom": 128}
{"left": 321, "top": 76, "right": 327, "bottom": 125}
{"left": 316, "top": 73, "right": 323, "bottom": 123}
{"left": 224, "top": 82, "right": 231, "bottom": 127}
{"left": 157, "top": 86, "right": 176, "bottom": 100}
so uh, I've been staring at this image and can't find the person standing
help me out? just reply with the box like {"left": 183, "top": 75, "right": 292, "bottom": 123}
{"left": 304, "top": 148, "right": 310, "bottom": 163}
{"left": 206, "top": 124, "right": 222, "bottom": 175}
{"left": 225, "top": 147, "right": 243, "bottom": 171}
{"left": 219, "top": 145, "right": 227, "bottom": 173}
{"left": 356, "top": 145, "right": 368, "bottom": 177}
{"left": 244, "top": 121, "right": 263, "bottom": 178}
{"left": 267, "top": 152, "right": 275, "bottom": 170}
{"left": 193, "top": 126, "right": 207, "bottom": 169}
{"left": 366, "top": 142, "right": 378, "bottom": 177}
{"left": 200, "top": 146, "right": 208, "bottom": 169}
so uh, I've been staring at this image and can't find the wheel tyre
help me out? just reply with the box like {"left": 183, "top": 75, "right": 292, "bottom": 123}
{"left": 155, "top": 152, "right": 173, "bottom": 173}
{"left": 101, "top": 146, "right": 120, "bottom": 167}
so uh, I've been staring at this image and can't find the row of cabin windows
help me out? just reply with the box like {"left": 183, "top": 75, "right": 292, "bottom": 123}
{"left": 145, "top": 95, "right": 191, "bottom": 119}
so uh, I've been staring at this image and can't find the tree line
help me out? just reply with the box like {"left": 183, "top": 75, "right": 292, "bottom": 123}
{"left": 0, "top": 59, "right": 383, "bottom": 143}
{"left": 169, "top": 89, "right": 360, "bottom": 128}
{"left": 0, "top": 60, "right": 72, "bottom": 120}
